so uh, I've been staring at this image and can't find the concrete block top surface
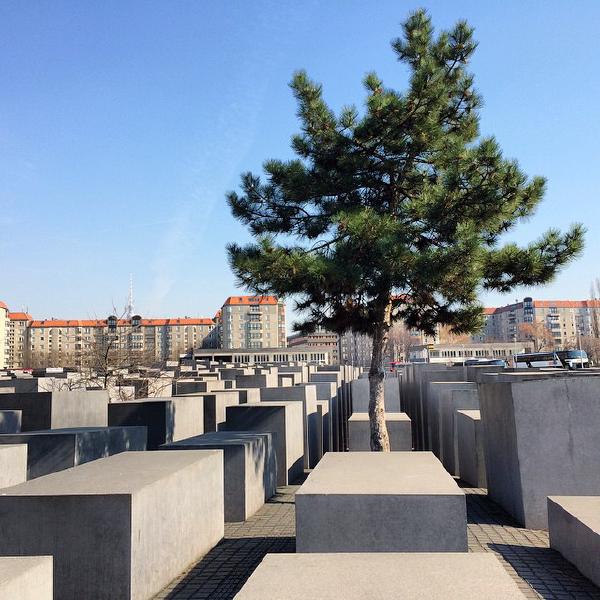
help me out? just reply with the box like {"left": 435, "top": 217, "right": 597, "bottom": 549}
{"left": 0, "top": 450, "right": 221, "bottom": 496}
{"left": 0, "top": 555, "right": 52, "bottom": 583}
{"left": 548, "top": 496, "right": 600, "bottom": 533}
{"left": 235, "top": 401, "right": 300, "bottom": 409}
{"left": 349, "top": 412, "right": 410, "bottom": 422}
{"left": 234, "top": 553, "right": 526, "bottom": 599}
{"left": 297, "top": 452, "right": 462, "bottom": 496}
{"left": 456, "top": 409, "right": 481, "bottom": 420}
{"left": 164, "top": 431, "right": 269, "bottom": 448}
{"left": 0, "top": 426, "right": 143, "bottom": 436}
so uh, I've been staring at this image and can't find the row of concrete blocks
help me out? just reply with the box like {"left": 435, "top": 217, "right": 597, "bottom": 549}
{"left": 0, "top": 400, "right": 305, "bottom": 515}
{"left": 0, "top": 450, "right": 225, "bottom": 600}
{"left": 0, "top": 387, "right": 316, "bottom": 474}
{"left": 404, "top": 364, "right": 600, "bottom": 530}
{"left": 234, "top": 451, "right": 527, "bottom": 599}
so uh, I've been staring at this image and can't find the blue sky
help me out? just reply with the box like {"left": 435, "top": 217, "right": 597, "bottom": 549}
{"left": 1, "top": 1, "right": 599, "bottom": 323}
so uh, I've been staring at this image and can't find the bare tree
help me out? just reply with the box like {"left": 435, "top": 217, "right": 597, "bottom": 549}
{"left": 385, "top": 323, "right": 416, "bottom": 364}
{"left": 518, "top": 322, "right": 554, "bottom": 352}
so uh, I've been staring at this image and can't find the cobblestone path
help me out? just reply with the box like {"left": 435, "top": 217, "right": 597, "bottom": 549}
{"left": 155, "top": 483, "right": 600, "bottom": 599}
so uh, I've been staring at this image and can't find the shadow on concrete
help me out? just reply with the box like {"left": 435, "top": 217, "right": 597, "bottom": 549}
{"left": 488, "top": 543, "right": 600, "bottom": 599}
{"left": 462, "top": 487, "right": 520, "bottom": 527}
{"left": 163, "top": 536, "right": 295, "bottom": 600}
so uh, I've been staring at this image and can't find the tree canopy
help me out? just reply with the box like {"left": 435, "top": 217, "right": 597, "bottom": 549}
{"left": 227, "top": 9, "right": 584, "bottom": 340}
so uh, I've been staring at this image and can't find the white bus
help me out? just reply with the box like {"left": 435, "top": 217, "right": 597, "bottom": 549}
{"left": 514, "top": 350, "right": 589, "bottom": 369}
{"left": 514, "top": 352, "right": 561, "bottom": 369}
{"left": 556, "top": 350, "right": 589, "bottom": 369}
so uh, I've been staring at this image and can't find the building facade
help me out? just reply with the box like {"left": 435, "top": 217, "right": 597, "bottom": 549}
{"left": 7, "top": 312, "right": 32, "bottom": 369}
{"left": 482, "top": 297, "right": 600, "bottom": 349}
{"left": 0, "top": 302, "right": 8, "bottom": 369}
{"left": 287, "top": 326, "right": 340, "bottom": 363}
{"left": 27, "top": 316, "right": 217, "bottom": 368}
{"left": 220, "top": 296, "right": 287, "bottom": 350}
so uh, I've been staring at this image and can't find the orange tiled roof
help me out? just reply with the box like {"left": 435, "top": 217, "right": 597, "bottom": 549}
{"left": 484, "top": 300, "right": 600, "bottom": 316}
{"left": 141, "top": 318, "right": 214, "bottom": 326}
{"left": 29, "top": 317, "right": 214, "bottom": 328}
{"left": 223, "top": 295, "right": 278, "bottom": 306}
{"left": 533, "top": 300, "right": 600, "bottom": 309}
{"left": 0, "top": 301, "right": 7, "bottom": 311}
{"left": 8, "top": 312, "right": 32, "bottom": 321}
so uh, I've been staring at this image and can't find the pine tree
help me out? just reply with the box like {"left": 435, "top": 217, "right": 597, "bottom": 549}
{"left": 226, "top": 10, "right": 584, "bottom": 450}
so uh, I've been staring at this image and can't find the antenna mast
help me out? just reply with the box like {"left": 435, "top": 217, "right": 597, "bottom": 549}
{"left": 125, "top": 274, "right": 135, "bottom": 319}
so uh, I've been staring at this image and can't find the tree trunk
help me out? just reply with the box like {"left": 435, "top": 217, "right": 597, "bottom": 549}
{"left": 368, "top": 302, "right": 392, "bottom": 451}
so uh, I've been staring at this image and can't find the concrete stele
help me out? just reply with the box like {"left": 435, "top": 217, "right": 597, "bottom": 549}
{"left": 296, "top": 452, "right": 467, "bottom": 553}
{"left": 233, "top": 553, "right": 526, "bottom": 599}
{"left": 0, "top": 450, "right": 224, "bottom": 600}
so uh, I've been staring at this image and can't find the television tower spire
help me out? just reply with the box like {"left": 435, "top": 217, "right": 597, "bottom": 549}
{"left": 126, "top": 274, "right": 134, "bottom": 319}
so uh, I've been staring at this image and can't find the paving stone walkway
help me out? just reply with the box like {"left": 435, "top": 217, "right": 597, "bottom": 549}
{"left": 155, "top": 483, "right": 600, "bottom": 600}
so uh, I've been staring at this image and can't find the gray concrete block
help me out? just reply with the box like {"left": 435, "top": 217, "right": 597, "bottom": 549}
{"left": 316, "top": 400, "right": 330, "bottom": 454}
{"left": 442, "top": 387, "right": 479, "bottom": 475}
{"left": 350, "top": 378, "right": 401, "bottom": 413}
{"left": 108, "top": 396, "right": 203, "bottom": 450}
{"left": 427, "top": 382, "right": 477, "bottom": 466}
{"left": 296, "top": 452, "right": 467, "bottom": 552}
{"left": 201, "top": 392, "right": 240, "bottom": 432}
{"left": 233, "top": 553, "right": 526, "bottom": 599}
{"left": 235, "top": 388, "right": 261, "bottom": 404}
{"left": 548, "top": 496, "right": 600, "bottom": 587}
{"left": 0, "top": 410, "right": 21, "bottom": 434}
{"left": 480, "top": 376, "right": 600, "bottom": 528}
{"left": 234, "top": 374, "right": 278, "bottom": 388}
{"left": 221, "top": 402, "right": 304, "bottom": 486}
{"left": 259, "top": 386, "right": 319, "bottom": 469}
{"left": 0, "top": 556, "right": 53, "bottom": 600}
{"left": 175, "top": 379, "right": 226, "bottom": 395}
{"left": 348, "top": 412, "right": 412, "bottom": 451}
{"left": 301, "top": 380, "right": 339, "bottom": 451}
{"left": 0, "top": 391, "right": 108, "bottom": 431}
{"left": 0, "top": 426, "right": 147, "bottom": 479}
{"left": 278, "top": 373, "right": 302, "bottom": 386}
{"left": 0, "top": 444, "right": 27, "bottom": 488}
{"left": 0, "top": 451, "right": 224, "bottom": 600}
{"left": 415, "top": 367, "right": 464, "bottom": 451}
{"left": 162, "top": 431, "right": 276, "bottom": 522}
{"left": 455, "top": 410, "right": 486, "bottom": 487}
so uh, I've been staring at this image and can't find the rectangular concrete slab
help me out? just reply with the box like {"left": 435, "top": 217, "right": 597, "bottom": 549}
{"left": 427, "top": 382, "right": 477, "bottom": 465}
{"left": 348, "top": 412, "right": 412, "bottom": 451}
{"left": 0, "top": 426, "right": 147, "bottom": 479}
{"left": 259, "top": 385, "right": 319, "bottom": 469}
{"left": 479, "top": 376, "right": 600, "bottom": 528}
{"left": 548, "top": 496, "right": 600, "bottom": 588}
{"left": 233, "top": 553, "right": 526, "bottom": 599}
{"left": 350, "top": 378, "right": 401, "bottom": 412}
{"left": 442, "top": 386, "right": 479, "bottom": 475}
{"left": 296, "top": 452, "right": 467, "bottom": 552}
{"left": 108, "top": 396, "right": 203, "bottom": 449}
{"left": 456, "top": 410, "right": 486, "bottom": 488}
{"left": 0, "top": 450, "right": 224, "bottom": 600}
{"left": 0, "top": 391, "right": 108, "bottom": 431}
{"left": 0, "top": 410, "right": 21, "bottom": 434}
{"left": 0, "top": 444, "right": 27, "bottom": 488}
{"left": 221, "top": 402, "right": 304, "bottom": 486}
{"left": 162, "top": 431, "right": 276, "bottom": 522}
{"left": 0, "top": 556, "right": 53, "bottom": 600}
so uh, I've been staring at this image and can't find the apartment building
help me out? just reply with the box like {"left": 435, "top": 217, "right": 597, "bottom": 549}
{"left": 287, "top": 326, "right": 340, "bottom": 363}
{"left": 0, "top": 301, "right": 8, "bottom": 369}
{"left": 7, "top": 312, "right": 32, "bottom": 369}
{"left": 27, "top": 316, "right": 218, "bottom": 367}
{"left": 482, "top": 297, "right": 600, "bottom": 348}
{"left": 220, "top": 296, "right": 287, "bottom": 349}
